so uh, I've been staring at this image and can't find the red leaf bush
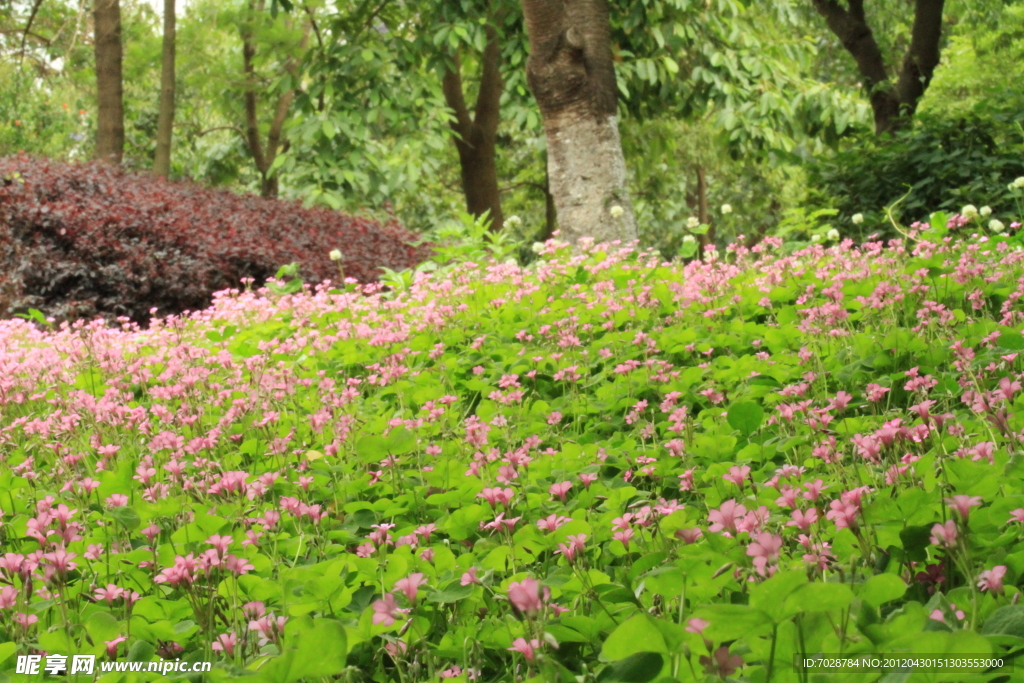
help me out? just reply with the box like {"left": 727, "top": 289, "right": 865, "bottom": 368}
{"left": 0, "top": 156, "right": 432, "bottom": 325}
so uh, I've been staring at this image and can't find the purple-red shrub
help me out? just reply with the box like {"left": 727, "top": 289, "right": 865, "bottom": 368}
{"left": 0, "top": 156, "right": 432, "bottom": 324}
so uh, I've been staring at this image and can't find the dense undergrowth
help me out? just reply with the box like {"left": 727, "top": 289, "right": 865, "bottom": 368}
{"left": 0, "top": 157, "right": 432, "bottom": 326}
{"left": 2, "top": 216, "right": 1024, "bottom": 682}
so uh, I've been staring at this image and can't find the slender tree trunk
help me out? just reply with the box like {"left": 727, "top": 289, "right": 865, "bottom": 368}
{"left": 441, "top": 22, "right": 504, "bottom": 232}
{"left": 153, "top": 0, "right": 176, "bottom": 178}
{"left": 241, "top": 0, "right": 304, "bottom": 198}
{"left": 520, "top": 0, "right": 636, "bottom": 248}
{"left": 93, "top": 0, "right": 124, "bottom": 163}
{"left": 695, "top": 165, "right": 713, "bottom": 256}
{"left": 810, "top": 0, "right": 945, "bottom": 135}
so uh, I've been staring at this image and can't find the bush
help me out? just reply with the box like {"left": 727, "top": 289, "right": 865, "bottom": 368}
{"left": 806, "top": 115, "right": 1024, "bottom": 240}
{"left": 0, "top": 156, "right": 432, "bottom": 324}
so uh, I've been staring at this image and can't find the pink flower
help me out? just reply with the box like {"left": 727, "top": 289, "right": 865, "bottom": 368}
{"left": 826, "top": 500, "right": 859, "bottom": 530}
{"left": 865, "top": 383, "right": 890, "bottom": 402}
{"left": 746, "top": 532, "right": 783, "bottom": 577}
{"left": 828, "top": 391, "right": 853, "bottom": 411}
{"left": 212, "top": 632, "right": 237, "bottom": 657}
{"left": 94, "top": 584, "right": 124, "bottom": 604}
{"left": 708, "top": 500, "right": 747, "bottom": 534}
{"left": 372, "top": 593, "right": 405, "bottom": 626}
{"left": 478, "top": 487, "right": 514, "bottom": 508}
{"left": 930, "top": 520, "right": 958, "bottom": 548}
{"left": 674, "top": 527, "right": 703, "bottom": 544}
{"left": 1010, "top": 509, "right": 1024, "bottom": 524}
{"left": 930, "top": 604, "right": 965, "bottom": 623}
{"left": 105, "top": 636, "right": 127, "bottom": 659}
{"left": 549, "top": 481, "right": 572, "bottom": 501}
{"left": 613, "top": 528, "right": 635, "bottom": 550}
{"left": 555, "top": 534, "right": 587, "bottom": 562}
{"left": 536, "top": 514, "right": 571, "bottom": 532}
{"left": 579, "top": 473, "right": 598, "bottom": 488}
{"left": 508, "top": 637, "right": 541, "bottom": 662}
{"left": 394, "top": 573, "right": 427, "bottom": 602}
{"left": 460, "top": 568, "right": 480, "bottom": 586}
{"left": 945, "top": 495, "right": 982, "bottom": 520}
{"left": 15, "top": 613, "right": 37, "bottom": 629}
{"left": 723, "top": 465, "right": 750, "bottom": 487}
{"left": 978, "top": 566, "right": 1007, "bottom": 594}
{"left": 507, "top": 578, "right": 547, "bottom": 616}
{"left": 686, "top": 617, "right": 710, "bottom": 634}
{"left": 0, "top": 586, "right": 18, "bottom": 609}
{"left": 788, "top": 508, "right": 818, "bottom": 531}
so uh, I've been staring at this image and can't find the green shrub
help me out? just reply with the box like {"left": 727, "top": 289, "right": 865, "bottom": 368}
{"left": 806, "top": 115, "right": 1024, "bottom": 240}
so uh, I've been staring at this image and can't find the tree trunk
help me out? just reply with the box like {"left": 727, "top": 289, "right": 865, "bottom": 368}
{"left": 153, "top": 0, "right": 176, "bottom": 178}
{"left": 520, "top": 0, "right": 636, "bottom": 248}
{"left": 442, "top": 23, "right": 504, "bottom": 232}
{"left": 93, "top": 0, "right": 124, "bottom": 163}
{"left": 695, "top": 165, "right": 713, "bottom": 257}
{"left": 241, "top": 0, "right": 303, "bottom": 198}
{"left": 810, "top": 0, "right": 945, "bottom": 136}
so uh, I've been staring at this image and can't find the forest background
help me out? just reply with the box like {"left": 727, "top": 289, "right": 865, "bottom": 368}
{"left": 1, "top": 0, "right": 1023, "bottom": 261}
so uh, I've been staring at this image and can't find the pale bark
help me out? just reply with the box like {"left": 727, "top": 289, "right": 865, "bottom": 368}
{"left": 153, "top": 0, "right": 176, "bottom": 178}
{"left": 93, "top": 0, "right": 124, "bottom": 163}
{"left": 521, "top": 0, "right": 636, "bottom": 248}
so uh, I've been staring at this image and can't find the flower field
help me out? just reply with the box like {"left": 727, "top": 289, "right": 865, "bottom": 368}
{"left": 3, "top": 219, "right": 1024, "bottom": 683}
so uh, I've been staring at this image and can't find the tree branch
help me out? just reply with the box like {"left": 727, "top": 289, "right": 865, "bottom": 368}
{"left": 894, "top": 0, "right": 945, "bottom": 112}
{"left": 442, "top": 53, "right": 472, "bottom": 138}
{"left": 20, "top": 0, "right": 46, "bottom": 62}
{"left": 472, "top": 22, "right": 503, "bottom": 135}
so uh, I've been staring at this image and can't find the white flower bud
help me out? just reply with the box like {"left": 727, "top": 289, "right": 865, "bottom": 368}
{"left": 851, "top": 213, "right": 864, "bottom": 224}
{"left": 980, "top": 206, "right": 992, "bottom": 217}
{"left": 687, "top": 217, "right": 700, "bottom": 229}
{"left": 826, "top": 228, "right": 840, "bottom": 241}
{"left": 990, "top": 219, "right": 1006, "bottom": 233}
{"left": 506, "top": 215, "right": 523, "bottom": 228}
{"left": 720, "top": 204, "right": 732, "bottom": 214}
{"left": 531, "top": 242, "right": 544, "bottom": 254}
{"left": 961, "top": 204, "right": 978, "bottom": 218}
{"left": 1015, "top": 177, "right": 1024, "bottom": 188}
{"left": 609, "top": 205, "right": 624, "bottom": 218}
{"left": 329, "top": 249, "right": 342, "bottom": 261}
{"left": 682, "top": 235, "right": 696, "bottom": 244}
{"left": 811, "top": 234, "right": 821, "bottom": 243}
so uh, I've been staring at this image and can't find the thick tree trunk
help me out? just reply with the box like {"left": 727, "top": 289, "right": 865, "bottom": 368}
{"left": 442, "top": 23, "right": 504, "bottom": 232}
{"left": 93, "top": 0, "right": 124, "bottom": 163}
{"left": 520, "top": 0, "right": 636, "bottom": 248}
{"left": 810, "top": 0, "right": 945, "bottom": 136}
{"left": 153, "top": 0, "right": 176, "bottom": 178}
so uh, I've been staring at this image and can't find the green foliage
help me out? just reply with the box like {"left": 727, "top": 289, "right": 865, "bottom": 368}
{"left": 806, "top": 115, "right": 1024, "bottom": 240}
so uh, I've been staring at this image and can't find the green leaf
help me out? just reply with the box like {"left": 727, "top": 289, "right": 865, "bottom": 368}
{"left": 86, "top": 611, "right": 121, "bottom": 643}
{"left": 107, "top": 506, "right": 141, "bottom": 531}
{"left": 127, "top": 640, "right": 156, "bottom": 663}
{"left": 322, "top": 119, "right": 336, "bottom": 140}
{"left": 727, "top": 402, "right": 764, "bottom": 437}
{"left": 0, "top": 641, "right": 16, "bottom": 664}
{"left": 783, "top": 582, "right": 855, "bottom": 617}
{"left": 601, "top": 614, "right": 668, "bottom": 661}
{"left": 858, "top": 574, "right": 906, "bottom": 608}
{"left": 426, "top": 582, "right": 473, "bottom": 603}
{"left": 696, "top": 604, "right": 774, "bottom": 641}
{"left": 385, "top": 427, "right": 416, "bottom": 454}
{"left": 355, "top": 435, "right": 387, "bottom": 463}
{"left": 596, "top": 652, "right": 665, "bottom": 682}
{"left": 749, "top": 570, "right": 808, "bottom": 622}
{"left": 982, "top": 605, "right": 1024, "bottom": 637}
